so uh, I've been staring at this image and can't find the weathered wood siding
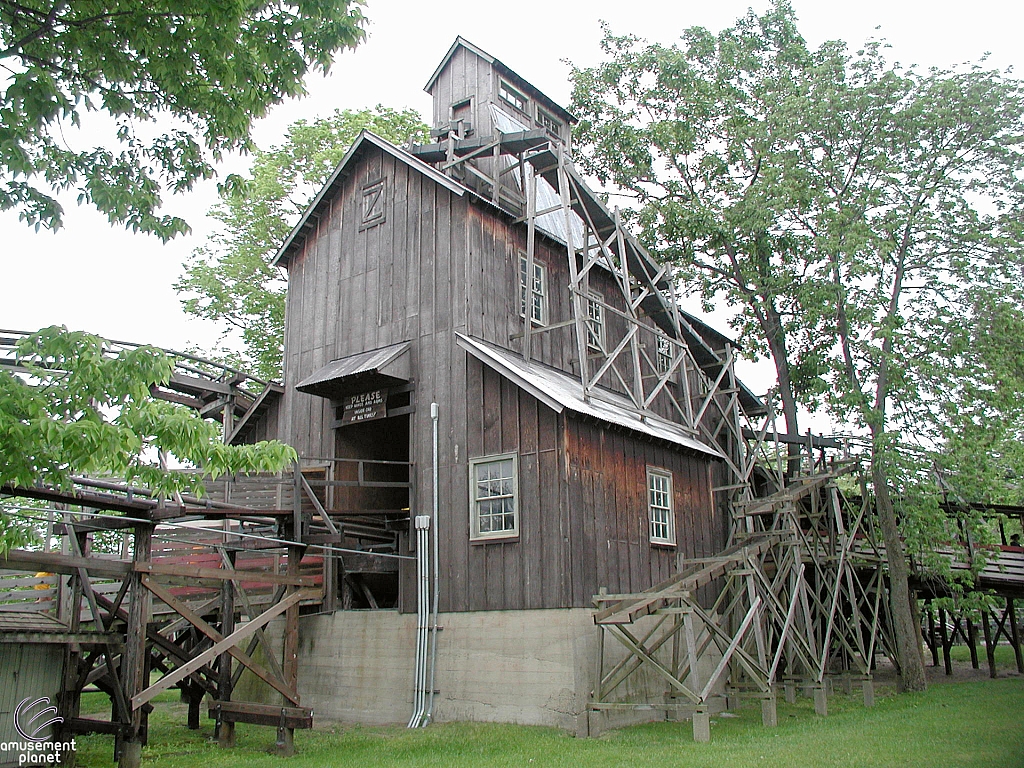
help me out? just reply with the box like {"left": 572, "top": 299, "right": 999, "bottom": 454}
{"left": 281, "top": 143, "right": 728, "bottom": 615}
{"left": 435, "top": 354, "right": 724, "bottom": 613}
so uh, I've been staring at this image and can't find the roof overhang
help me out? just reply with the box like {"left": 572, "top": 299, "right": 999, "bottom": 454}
{"left": 456, "top": 333, "right": 723, "bottom": 459}
{"left": 296, "top": 341, "right": 411, "bottom": 400}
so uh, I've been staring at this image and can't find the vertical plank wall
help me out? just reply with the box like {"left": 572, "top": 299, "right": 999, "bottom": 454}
{"left": 281, "top": 142, "right": 729, "bottom": 614}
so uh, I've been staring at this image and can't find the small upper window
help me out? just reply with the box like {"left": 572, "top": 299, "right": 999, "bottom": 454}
{"left": 537, "top": 108, "right": 561, "bottom": 136}
{"left": 451, "top": 98, "right": 473, "bottom": 136}
{"left": 360, "top": 178, "right": 386, "bottom": 230}
{"left": 656, "top": 336, "right": 674, "bottom": 375}
{"left": 499, "top": 80, "right": 528, "bottom": 113}
{"left": 519, "top": 255, "right": 547, "bottom": 325}
{"left": 470, "top": 454, "right": 518, "bottom": 540}
{"left": 586, "top": 292, "right": 605, "bottom": 352}
{"left": 647, "top": 468, "right": 675, "bottom": 545}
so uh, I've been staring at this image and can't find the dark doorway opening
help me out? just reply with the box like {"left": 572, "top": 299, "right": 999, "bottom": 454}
{"left": 332, "top": 411, "right": 410, "bottom": 609}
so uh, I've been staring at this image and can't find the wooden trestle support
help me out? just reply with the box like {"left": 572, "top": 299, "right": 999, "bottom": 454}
{"left": 1, "top": 505, "right": 318, "bottom": 767}
{"left": 0, "top": 460, "right": 410, "bottom": 766}
{"left": 423, "top": 131, "right": 901, "bottom": 740}
{"left": 590, "top": 466, "right": 896, "bottom": 741}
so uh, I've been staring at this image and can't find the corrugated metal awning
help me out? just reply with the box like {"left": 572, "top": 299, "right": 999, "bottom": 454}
{"left": 455, "top": 334, "right": 724, "bottom": 459}
{"left": 296, "top": 341, "right": 411, "bottom": 399}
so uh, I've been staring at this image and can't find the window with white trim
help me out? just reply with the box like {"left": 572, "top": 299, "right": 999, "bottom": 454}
{"left": 586, "top": 292, "right": 605, "bottom": 352}
{"left": 519, "top": 255, "right": 547, "bottom": 325}
{"left": 647, "top": 468, "right": 675, "bottom": 545}
{"left": 470, "top": 454, "right": 518, "bottom": 540}
{"left": 537, "top": 107, "right": 561, "bottom": 136}
{"left": 498, "top": 80, "right": 528, "bottom": 113}
{"left": 656, "top": 336, "right": 674, "bottom": 375}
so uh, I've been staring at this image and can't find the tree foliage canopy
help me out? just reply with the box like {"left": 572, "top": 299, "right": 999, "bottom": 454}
{"left": 176, "top": 106, "right": 429, "bottom": 379}
{"left": 0, "top": 327, "right": 297, "bottom": 523}
{"left": 0, "top": 0, "right": 367, "bottom": 239}
{"left": 570, "top": 0, "right": 1024, "bottom": 691}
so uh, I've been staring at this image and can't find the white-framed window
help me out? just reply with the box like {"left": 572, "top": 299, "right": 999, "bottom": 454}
{"left": 656, "top": 336, "right": 674, "bottom": 375}
{"left": 586, "top": 292, "right": 605, "bottom": 352}
{"left": 498, "top": 80, "right": 528, "bottom": 113}
{"left": 519, "top": 254, "right": 547, "bottom": 325}
{"left": 470, "top": 453, "right": 519, "bottom": 540}
{"left": 537, "top": 107, "right": 561, "bottom": 136}
{"left": 647, "top": 467, "right": 675, "bottom": 545}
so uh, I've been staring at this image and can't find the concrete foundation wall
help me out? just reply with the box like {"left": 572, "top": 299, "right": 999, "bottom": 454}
{"left": 296, "top": 608, "right": 695, "bottom": 733}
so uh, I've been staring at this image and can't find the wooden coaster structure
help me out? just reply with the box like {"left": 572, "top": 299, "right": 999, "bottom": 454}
{"left": 590, "top": 459, "right": 895, "bottom": 741}
{"left": 1, "top": 477, "right": 321, "bottom": 767}
{"left": 1, "top": 451, "right": 415, "bottom": 767}
{"left": 417, "top": 131, "right": 901, "bottom": 740}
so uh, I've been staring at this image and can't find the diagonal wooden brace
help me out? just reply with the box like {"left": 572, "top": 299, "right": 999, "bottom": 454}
{"left": 131, "top": 588, "right": 316, "bottom": 710}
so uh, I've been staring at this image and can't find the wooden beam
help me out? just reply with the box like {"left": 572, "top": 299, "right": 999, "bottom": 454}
{"left": 0, "top": 632, "right": 123, "bottom": 646}
{"left": 1, "top": 483, "right": 167, "bottom": 515}
{"left": 209, "top": 701, "right": 313, "bottom": 729}
{"left": 0, "top": 548, "right": 130, "bottom": 577}
{"left": 130, "top": 589, "right": 316, "bottom": 710}
{"left": 134, "top": 561, "right": 315, "bottom": 587}
{"left": 142, "top": 577, "right": 300, "bottom": 705}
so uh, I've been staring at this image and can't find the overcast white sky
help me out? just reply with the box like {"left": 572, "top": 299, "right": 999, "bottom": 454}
{"left": 3, "top": 0, "right": 1021, "bottom": 397}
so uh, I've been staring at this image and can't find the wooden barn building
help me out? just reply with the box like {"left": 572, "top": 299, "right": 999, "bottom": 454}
{"left": 266, "top": 37, "right": 762, "bottom": 732}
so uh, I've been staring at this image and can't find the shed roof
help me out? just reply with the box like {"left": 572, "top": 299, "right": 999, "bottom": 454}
{"left": 456, "top": 333, "right": 724, "bottom": 459}
{"left": 0, "top": 610, "right": 68, "bottom": 633}
{"left": 296, "top": 341, "right": 411, "bottom": 399}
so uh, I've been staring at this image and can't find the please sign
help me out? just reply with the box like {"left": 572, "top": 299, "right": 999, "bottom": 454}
{"left": 342, "top": 389, "right": 387, "bottom": 424}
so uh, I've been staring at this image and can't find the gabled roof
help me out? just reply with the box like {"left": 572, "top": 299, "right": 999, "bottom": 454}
{"left": 272, "top": 131, "right": 466, "bottom": 268}
{"left": 424, "top": 36, "right": 576, "bottom": 126}
{"left": 456, "top": 333, "right": 724, "bottom": 459}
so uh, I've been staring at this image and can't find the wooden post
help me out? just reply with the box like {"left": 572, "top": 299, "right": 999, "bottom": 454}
{"left": 56, "top": 523, "right": 84, "bottom": 751}
{"left": 938, "top": 608, "right": 952, "bottom": 676}
{"left": 926, "top": 605, "right": 939, "bottom": 666}
{"left": 217, "top": 550, "right": 237, "bottom": 748}
{"left": 118, "top": 524, "right": 152, "bottom": 768}
{"left": 981, "top": 611, "right": 997, "bottom": 679}
{"left": 274, "top": 541, "right": 302, "bottom": 756}
{"left": 966, "top": 616, "right": 979, "bottom": 670}
{"left": 186, "top": 681, "right": 203, "bottom": 730}
{"left": 1008, "top": 599, "right": 1024, "bottom": 674}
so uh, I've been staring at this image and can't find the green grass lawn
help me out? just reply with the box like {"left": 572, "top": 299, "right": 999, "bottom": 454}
{"left": 949, "top": 643, "right": 1021, "bottom": 667}
{"left": 71, "top": 675, "right": 1024, "bottom": 768}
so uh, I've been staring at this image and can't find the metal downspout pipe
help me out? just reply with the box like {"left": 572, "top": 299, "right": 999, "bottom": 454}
{"left": 424, "top": 403, "right": 441, "bottom": 723}
{"left": 409, "top": 402, "right": 440, "bottom": 728}
{"left": 408, "top": 513, "right": 430, "bottom": 728}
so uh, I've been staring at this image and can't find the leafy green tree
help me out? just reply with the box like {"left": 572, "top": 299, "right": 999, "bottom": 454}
{"left": 176, "top": 106, "right": 429, "bottom": 379}
{"left": 0, "top": 0, "right": 367, "bottom": 239}
{"left": 570, "top": 0, "right": 1024, "bottom": 692}
{"left": 0, "top": 326, "right": 297, "bottom": 551}
{"left": 569, "top": 6, "right": 823, "bottom": 473}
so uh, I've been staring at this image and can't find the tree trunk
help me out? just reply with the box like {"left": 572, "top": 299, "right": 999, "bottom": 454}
{"left": 870, "top": 439, "right": 927, "bottom": 692}
{"left": 760, "top": 301, "right": 802, "bottom": 479}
